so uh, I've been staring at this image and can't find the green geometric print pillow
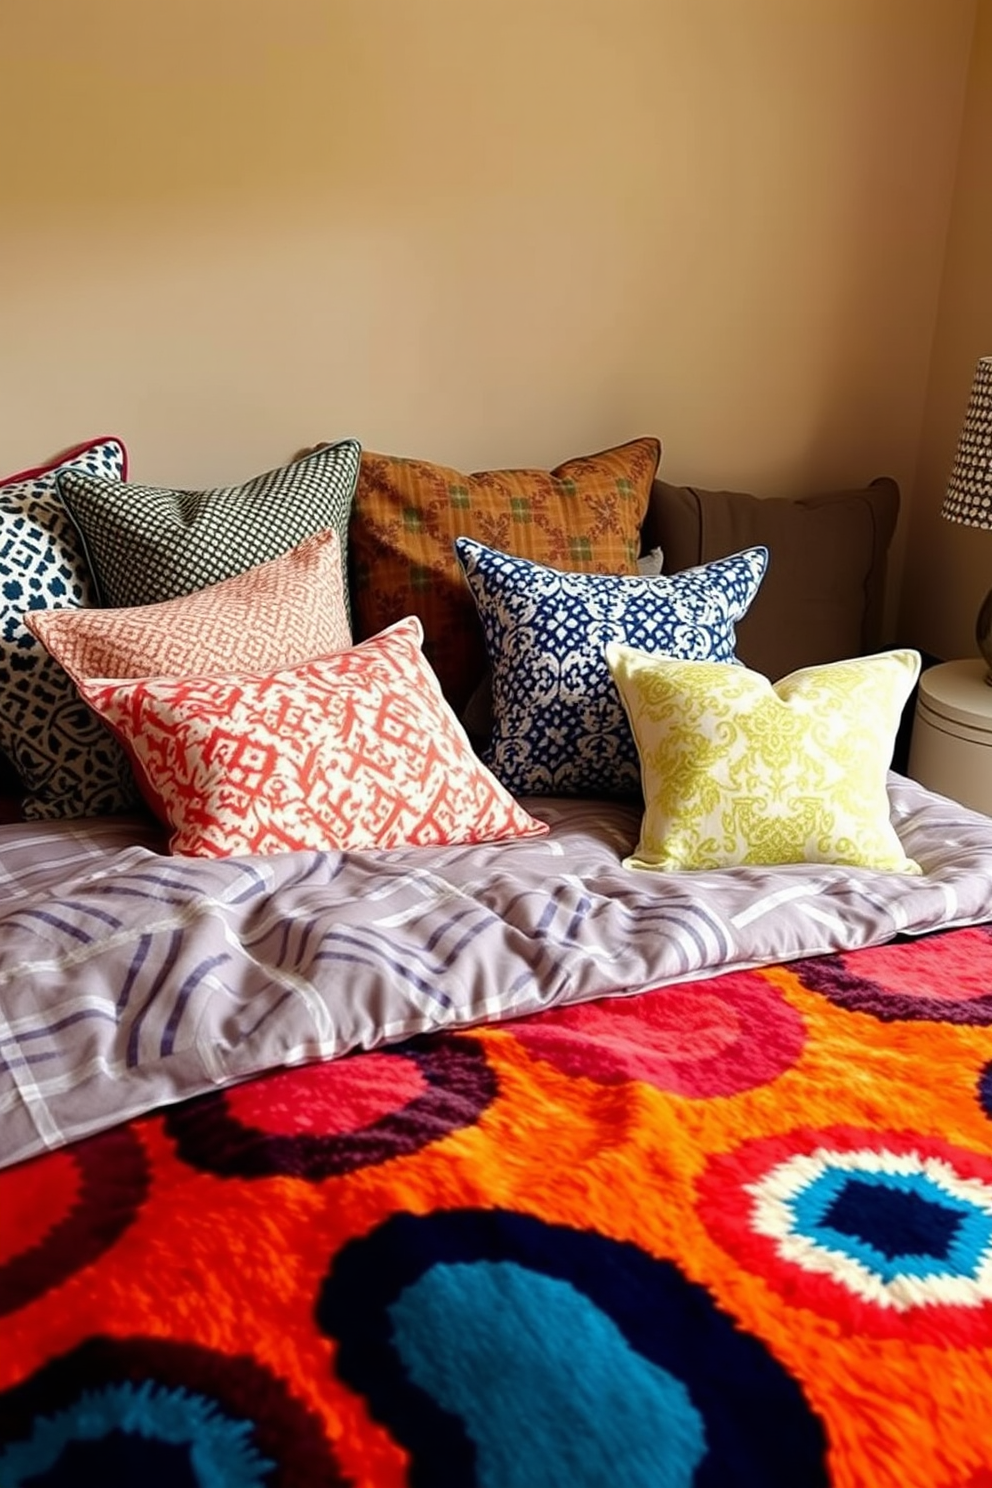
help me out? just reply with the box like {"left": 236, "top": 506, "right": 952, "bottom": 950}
{"left": 57, "top": 438, "right": 362, "bottom": 618}
{"left": 606, "top": 645, "right": 922, "bottom": 874}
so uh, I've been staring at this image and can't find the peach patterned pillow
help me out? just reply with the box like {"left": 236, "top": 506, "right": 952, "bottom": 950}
{"left": 26, "top": 530, "right": 351, "bottom": 686}
{"left": 73, "top": 618, "right": 549, "bottom": 858}
{"left": 349, "top": 438, "right": 661, "bottom": 711}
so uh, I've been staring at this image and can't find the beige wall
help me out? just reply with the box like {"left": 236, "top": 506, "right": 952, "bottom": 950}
{"left": 901, "top": 0, "right": 992, "bottom": 659}
{"left": 0, "top": 1, "right": 975, "bottom": 629}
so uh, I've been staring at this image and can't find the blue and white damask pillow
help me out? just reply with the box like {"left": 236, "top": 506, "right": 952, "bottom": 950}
{"left": 0, "top": 435, "right": 136, "bottom": 819}
{"left": 454, "top": 537, "right": 769, "bottom": 798}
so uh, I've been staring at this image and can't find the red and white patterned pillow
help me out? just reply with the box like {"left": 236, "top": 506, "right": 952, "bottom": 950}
{"left": 26, "top": 529, "right": 351, "bottom": 685}
{"left": 75, "top": 617, "right": 548, "bottom": 858}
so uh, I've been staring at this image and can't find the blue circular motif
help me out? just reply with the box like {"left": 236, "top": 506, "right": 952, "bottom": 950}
{"left": 698, "top": 1127, "right": 992, "bottom": 1343}
{"left": 0, "top": 1382, "right": 269, "bottom": 1488}
{"left": 316, "top": 1207, "right": 828, "bottom": 1487}
{"left": 0, "top": 1336, "right": 346, "bottom": 1487}
{"left": 789, "top": 1165, "right": 992, "bottom": 1288}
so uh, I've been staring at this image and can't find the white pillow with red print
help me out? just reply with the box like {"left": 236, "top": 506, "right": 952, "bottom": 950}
{"left": 75, "top": 617, "right": 548, "bottom": 858}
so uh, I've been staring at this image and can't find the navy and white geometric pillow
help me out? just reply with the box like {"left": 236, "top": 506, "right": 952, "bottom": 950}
{"left": 57, "top": 438, "right": 362, "bottom": 618}
{"left": 454, "top": 537, "right": 769, "bottom": 799}
{"left": 0, "top": 435, "right": 137, "bottom": 820}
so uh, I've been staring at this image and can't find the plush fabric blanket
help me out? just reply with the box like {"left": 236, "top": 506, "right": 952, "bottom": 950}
{"left": 3, "top": 776, "right": 992, "bottom": 1485}
{"left": 3, "top": 921, "right": 992, "bottom": 1485}
{"left": 3, "top": 776, "right": 992, "bottom": 1173}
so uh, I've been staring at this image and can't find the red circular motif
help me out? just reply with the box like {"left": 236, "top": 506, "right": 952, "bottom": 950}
{"left": 792, "top": 925, "right": 992, "bottom": 1024}
{"left": 0, "top": 1148, "right": 80, "bottom": 1269}
{"left": 698, "top": 1124, "right": 992, "bottom": 1345}
{"left": 0, "top": 1126, "right": 148, "bottom": 1317}
{"left": 511, "top": 970, "right": 806, "bottom": 1098}
{"left": 165, "top": 1038, "right": 498, "bottom": 1181}
{"left": 226, "top": 1054, "right": 428, "bottom": 1137}
{"left": 845, "top": 937, "right": 991, "bottom": 1002}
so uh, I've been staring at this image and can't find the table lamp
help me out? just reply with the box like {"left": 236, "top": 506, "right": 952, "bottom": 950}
{"left": 940, "top": 355, "right": 992, "bottom": 683}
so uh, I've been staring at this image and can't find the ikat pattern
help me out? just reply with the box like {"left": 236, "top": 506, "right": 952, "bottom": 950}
{"left": 75, "top": 616, "right": 548, "bottom": 858}
{"left": 456, "top": 537, "right": 768, "bottom": 797}
{"left": 26, "top": 529, "right": 351, "bottom": 687}
{"left": 1, "top": 775, "right": 991, "bottom": 1174}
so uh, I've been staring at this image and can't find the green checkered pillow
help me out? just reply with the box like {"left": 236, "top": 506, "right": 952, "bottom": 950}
{"left": 57, "top": 439, "right": 362, "bottom": 616}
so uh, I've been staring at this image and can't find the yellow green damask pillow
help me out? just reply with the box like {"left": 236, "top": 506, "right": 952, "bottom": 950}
{"left": 605, "top": 645, "right": 922, "bottom": 874}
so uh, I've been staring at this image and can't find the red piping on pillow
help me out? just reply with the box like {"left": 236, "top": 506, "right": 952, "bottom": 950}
{"left": 0, "top": 435, "right": 129, "bottom": 486}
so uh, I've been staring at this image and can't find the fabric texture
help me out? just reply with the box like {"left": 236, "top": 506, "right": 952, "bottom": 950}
{"left": 456, "top": 537, "right": 768, "bottom": 798}
{"left": 26, "top": 529, "right": 351, "bottom": 685}
{"left": 4, "top": 801, "right": 992, "bottom": 1483}
{"left": 0, "top": 434, "right": 135, "bottom": 820}
{"left": 608, "top": 645, "right": 922, "bottom": 873}
{"left": 56, "top": 438, "right": 362, "bottom": 616}
{"left": 0, "top": 775, "right": 990, "bottom": 1175}
{"left": 349, "top": 438, "right": 661, "bottom": 711}
{"left": 75, "top": 617, "right": 548, "bottom": 858}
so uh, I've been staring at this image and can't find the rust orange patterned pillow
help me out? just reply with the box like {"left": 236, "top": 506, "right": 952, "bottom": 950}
{"left": 349, "top": 438, "right": 661, "bottom": 711}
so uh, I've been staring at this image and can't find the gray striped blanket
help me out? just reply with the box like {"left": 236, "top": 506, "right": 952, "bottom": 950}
{"left": 2, "top": 774, "right": 991, "bottom": 1171}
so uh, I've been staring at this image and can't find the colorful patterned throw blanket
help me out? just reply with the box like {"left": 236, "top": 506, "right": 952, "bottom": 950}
{"left": 3, "top": 780, "right": 992, "bottom": 1485}
{"left": 4, "top": 926, "right": 992, "bottom": 1485}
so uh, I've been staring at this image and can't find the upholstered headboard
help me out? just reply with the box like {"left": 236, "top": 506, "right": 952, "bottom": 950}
{"left": 642, "top": 477, "right": 900, "bottom": 681}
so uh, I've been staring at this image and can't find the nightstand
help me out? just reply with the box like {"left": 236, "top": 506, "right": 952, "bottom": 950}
{"left": 907, "top": 658, "right": 992, "bottom": 816}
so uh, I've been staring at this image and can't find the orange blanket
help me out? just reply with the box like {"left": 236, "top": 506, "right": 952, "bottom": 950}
{"left": 3, "top": 928, "right": 992, "bottom": 1486}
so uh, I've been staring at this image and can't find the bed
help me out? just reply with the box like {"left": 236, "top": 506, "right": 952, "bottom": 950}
{"left": 0, "top": 433, "right": 989, "bottom": 1488}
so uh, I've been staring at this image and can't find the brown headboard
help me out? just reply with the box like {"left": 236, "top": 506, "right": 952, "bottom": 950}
{"left": 641, "top": 476, "right": 900, "bottom": 681}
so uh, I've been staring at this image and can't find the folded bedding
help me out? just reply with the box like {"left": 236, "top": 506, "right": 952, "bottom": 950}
{"left": 2, "top": 773, "right": 991, "bottom": 1174}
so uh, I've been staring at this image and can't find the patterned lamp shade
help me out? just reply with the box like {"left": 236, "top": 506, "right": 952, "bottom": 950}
{"left": 941, "top": 356, "right": 992, "bottom": 528}
{"left": 941, "top": 356, "right": 992, "bottom": 682}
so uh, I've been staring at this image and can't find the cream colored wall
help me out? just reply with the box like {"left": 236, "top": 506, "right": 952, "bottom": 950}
{"left": 900, "top": 0, "right": 992, "bottom": 660}
{"left": 0, "top": 0, "right": 974, "bottom": 598}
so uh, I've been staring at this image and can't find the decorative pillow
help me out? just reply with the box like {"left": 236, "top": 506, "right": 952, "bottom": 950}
{"left": 26, "top": 529, "right": 351, "bottom": 686}
{"left": 455, "top": 538, "right": 768, "bottom": 798}
{"left": 349, "top": 437, "right": 661, "bottom": 711}
{"left": 0, "top": 434, "right": 132, "bottom": 819}
{"left": 606, "top": 645, "right": 922, "bottom": 874}
{"left": 459, "top": 543, "right": 670, "bottom": 744}
{"left": 56, "top": 438, "right": 362, "bottom": 615}
{"left": 74, "top": 617, "right": 549, "bottom": 859}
